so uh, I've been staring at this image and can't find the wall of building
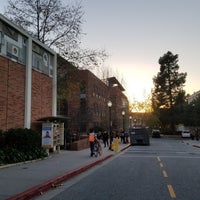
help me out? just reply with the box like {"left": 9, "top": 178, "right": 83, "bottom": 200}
{"left": 67, "top": 79, "right": 80, "bottom": 133}
{"left": 31, "top": 70, "right": 53, "bottom": 121}
{"left": 78, "top": 70, "right": 109, "bottom": 132}
{"left": 0, "top": 55, "right": 53, "bottom": 131}
{"left": 57, "top": 56, "right": 80, "bottom": 133}
{"left": 109, "top": 85, "right": 129, "bottom": 131}
{"left": 60, "top": 68, "right": 130, "bottom": 134}
{"left": 0, "top": 53, "right": 129, "bottom": 133}
{"left": 0, "top": 14, "right": 56, "bottom": 132}
{"left": 0, "top": 56, "right": 25, "bottom": 131}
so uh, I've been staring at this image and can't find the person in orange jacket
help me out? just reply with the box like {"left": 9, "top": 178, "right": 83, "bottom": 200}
{"left": 88, "top": 128, "right": 95, "bottom": 156}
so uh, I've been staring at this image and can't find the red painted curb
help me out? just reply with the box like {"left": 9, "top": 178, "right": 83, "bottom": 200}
{"left": 119, "top": 144, "right": 131, "bottom": 152}
{"left": 193, "top": 145, "right": 200, "bottom": 148}
{"left": 7, "top": 155, "right": 113, "bottom": 200}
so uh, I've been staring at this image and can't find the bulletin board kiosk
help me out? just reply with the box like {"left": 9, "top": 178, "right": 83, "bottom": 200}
{"left": 42, "top": 122, "right": 64, "bottom": 153}
{"left": 38, "top": 116, "right": 68, "bottom": 153}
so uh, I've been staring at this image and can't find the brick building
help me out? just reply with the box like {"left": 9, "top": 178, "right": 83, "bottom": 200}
{"left": 57, "top": 59, "right": 110, "bottom": 133}
{"left": 0, "top": 14, "right": 130, "bottom": 135}
{"left": 107, "top": 77, "right": 129, "bottom": 132}
{"left": 57, "top": 55, "right": 80, "bottom": 132}
{"left": 0, "top": 14, "right": 57, "bottom": 131}
{"left": 78, "top": 70, "right": 110, "bottom": 132}
{"left": 57, "top": 58, "right": 130, "bottom": 134}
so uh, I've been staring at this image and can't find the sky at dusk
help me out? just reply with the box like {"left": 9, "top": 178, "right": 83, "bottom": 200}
{"left": 80, "top": 0, "right": 200, "bottom": 102}
{"left": 1, "top": 0, "right": 200, "bottom": 102}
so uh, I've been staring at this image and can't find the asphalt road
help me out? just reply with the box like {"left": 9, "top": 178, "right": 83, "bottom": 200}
{"left": 35, "top": 138, "right": 200, "bottom": 200}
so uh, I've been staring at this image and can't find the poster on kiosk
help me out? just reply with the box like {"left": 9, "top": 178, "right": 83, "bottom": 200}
{"left": 42, "top": 122, "right": 64, "bottom": 149}
{"left": 42, "top": 123, "right": 53, "bottom": 149}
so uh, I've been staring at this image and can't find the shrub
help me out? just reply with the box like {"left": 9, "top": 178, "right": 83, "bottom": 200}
{"left": 0, "top": 128, "right": 48, "bottom": 165}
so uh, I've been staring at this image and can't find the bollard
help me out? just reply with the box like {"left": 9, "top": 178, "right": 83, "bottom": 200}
{"left": 115, "top": 137, "right": 119, "bottom": 153}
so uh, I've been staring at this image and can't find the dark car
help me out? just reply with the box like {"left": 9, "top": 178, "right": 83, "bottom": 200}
{"left": 152, "top": 129, "right": 161, "bottom": 138}
{"left": 129, "top": 127, "right": 150, "bottom": 145}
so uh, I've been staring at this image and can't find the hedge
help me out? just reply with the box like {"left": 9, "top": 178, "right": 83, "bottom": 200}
{"left": 0, "top": 128, "right": 48, "bottom": 165}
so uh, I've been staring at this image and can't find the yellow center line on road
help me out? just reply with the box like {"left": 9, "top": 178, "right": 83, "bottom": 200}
{"left": 157, "top": 156, "right": 161, "bottom": 162}
{"left": 156, "top": 156, "right": 175, "bottom": 198}
{"left": 162, "top": 170, "right": 168, "bottom": 177}
{"left": 167, "top": 185, "right": 176, "bottom": 198}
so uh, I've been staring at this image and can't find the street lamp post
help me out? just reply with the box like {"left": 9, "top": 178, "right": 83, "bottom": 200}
{"left": 122, "top": 111, "right": 125, "bottom": 132}
{"left": 107, "top": 100, "right": 112, "bottom": 150}
{"left": 129, "top": 116, "right": 132, "bottom": 128}
{"left": 134, "top": 119, "right": 137, "bottom": 127}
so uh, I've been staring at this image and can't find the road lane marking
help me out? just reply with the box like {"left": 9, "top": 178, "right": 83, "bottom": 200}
{"left": 162, "top": 170, "right": 168, "bottom": 177}
{"left": 121, "top": 154, "right": 200, "bottom": 159}
{"left": 160, "top": 163, "right": 163, "bottom": 168}
{"left": 157, "top": 156, "right": 161, "bottom": 162}
{"left": 167, "top": 185, "right": 176, "bottom": 198}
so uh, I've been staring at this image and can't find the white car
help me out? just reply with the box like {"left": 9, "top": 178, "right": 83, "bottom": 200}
{"left": 181, "top": 130, "right": 190, "bottom": 138}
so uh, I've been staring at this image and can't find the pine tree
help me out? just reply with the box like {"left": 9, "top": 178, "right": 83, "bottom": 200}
{"left": 152, "top": 51, "right": 187, "bottom": 132}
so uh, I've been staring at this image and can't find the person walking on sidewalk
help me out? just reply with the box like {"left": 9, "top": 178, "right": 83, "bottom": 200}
{"left": 88, "top": 128, "right": 95, "bottom": 156}
{"left": 102, "top": 131, "right": 109, "bottom": 147}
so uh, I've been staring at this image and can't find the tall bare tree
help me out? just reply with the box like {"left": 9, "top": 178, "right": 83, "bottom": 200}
{"left": 5, "top": 0, "right": 108, "bottom": 69}
{"left": 6, "top": 0, "right": 83, "bottom": 48}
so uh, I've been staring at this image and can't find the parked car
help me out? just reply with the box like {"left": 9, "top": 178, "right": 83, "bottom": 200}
{"left": 181, "top": 130, "right": 190, "bottom": 138}
{"left": 129, "top": 127, "right": 150, "bottom": 145}
{"left": 152, "top": 129, "right": 161, "bottom": 138}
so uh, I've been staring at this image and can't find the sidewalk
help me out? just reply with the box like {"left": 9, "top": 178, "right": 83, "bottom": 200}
{"left": 0, "top": 142, "right": 130, "bottom": 200}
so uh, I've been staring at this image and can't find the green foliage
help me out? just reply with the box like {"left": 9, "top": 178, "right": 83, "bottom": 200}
{"left": 152, "top": 51, "right": 187, "bottom": 132}
{"left": 145, "top": 113, "right": 161, "bottom": 129}
{"left": 0, "top": 128, "right": 47, "bottom": 165}
{"left": 152, "top": 51, "right": 187, "bottom": 110}
{"left": 182, "top": 96, "right": 200, "bottom": 127}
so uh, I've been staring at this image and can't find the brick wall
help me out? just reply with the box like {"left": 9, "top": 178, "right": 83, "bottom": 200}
{"left": 31, "top": 70, "right": 53, "bottom": 122}
{"left": 7, "top": 61, "right": 26, "bottom": 129}
{"left": 0, "top": 55, "right": 53, "bottom": 131}
{"left": 0, "top": 56, "right": 25, "bottom": 131}
{"left": 0, "top": 56, "right": 9, "bottom": 131}
{"left": 78, "top": 70, "right": 109, "bottom": 131}
{"left": 70, "top": 138, "right": 89, "bottom": 150}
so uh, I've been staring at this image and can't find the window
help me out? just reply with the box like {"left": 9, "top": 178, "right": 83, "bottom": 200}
{"left": 80, "top": 99, "right": 86, "bottom": 114}
{"left": 2, "top": 23, "right": 18, "bottom": 41}
{"left": 32, "top": 42, "right": 52, "bottom": 76}
{"left": 80, "top": 81, "right": 86, "bottom": 94}
{"left": 57, "top": 98, "right": 68, "bottom": 116}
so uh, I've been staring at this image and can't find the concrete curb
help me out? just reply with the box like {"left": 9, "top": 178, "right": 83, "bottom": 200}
{"left": 7, "top": 154, "right": 113, "bottom": 200}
